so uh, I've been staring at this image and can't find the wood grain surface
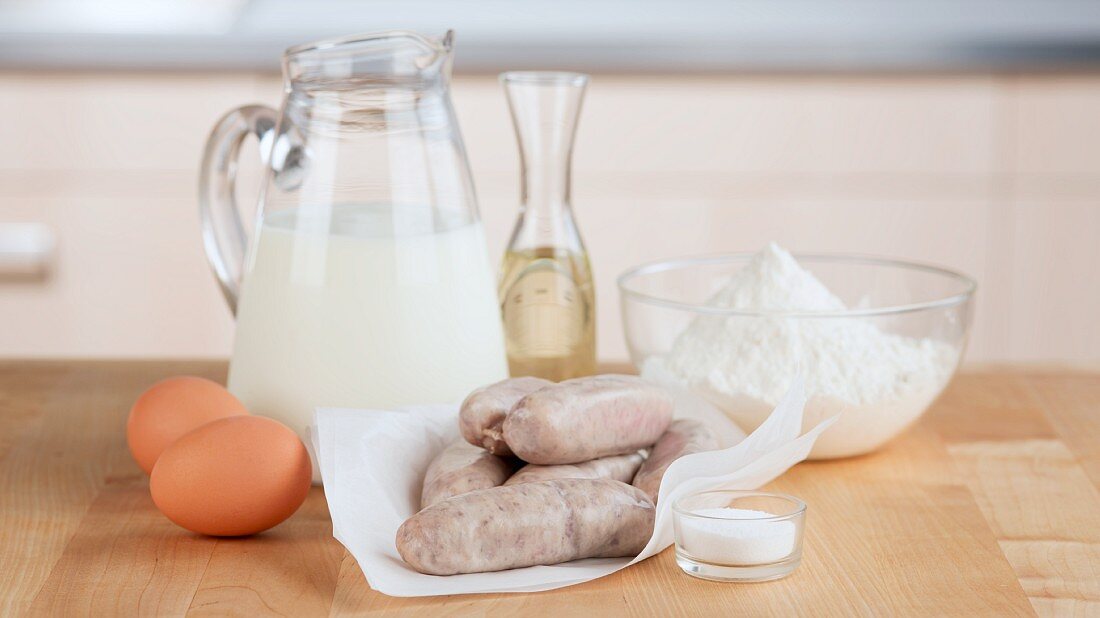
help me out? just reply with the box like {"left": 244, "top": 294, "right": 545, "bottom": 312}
{"left": 1, "top": 361, "right": 1098, "bottom": 617}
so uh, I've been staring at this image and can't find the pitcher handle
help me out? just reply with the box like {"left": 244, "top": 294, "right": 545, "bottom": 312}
{"left": 199, "top": 104, "right": 278, "bottom": 314}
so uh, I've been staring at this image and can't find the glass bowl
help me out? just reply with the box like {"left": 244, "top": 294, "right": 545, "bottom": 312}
{"left": 618, "top": 253, "right": 975, "bottom": 458}
{"left": 673, "top": 490, "right": 806, "bottom": 582}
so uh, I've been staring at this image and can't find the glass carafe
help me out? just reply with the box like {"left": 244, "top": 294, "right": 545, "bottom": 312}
{"left": 498, "top": 72, "right": 596, "bottom": 381}
{"left": 199, "top": 30, "right": 508, "bottom": 479}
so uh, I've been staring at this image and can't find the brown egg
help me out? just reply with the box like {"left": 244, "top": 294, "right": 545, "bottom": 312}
{"left": 127, "top": 376, "right": 248, "bottom": 474}
{"left": 150, "top": 415, "right": 312, "bottom": 536}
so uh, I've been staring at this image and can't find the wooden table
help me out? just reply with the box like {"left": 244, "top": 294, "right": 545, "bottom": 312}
{"left": 2, "top": 361, "right": 1098, "bottom": 616}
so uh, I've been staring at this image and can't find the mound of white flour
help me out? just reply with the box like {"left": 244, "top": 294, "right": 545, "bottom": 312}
{"left": 644, "top": 243, "right": 958, "bottom": 458}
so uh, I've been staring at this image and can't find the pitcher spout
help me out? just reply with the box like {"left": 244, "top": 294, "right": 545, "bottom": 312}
{"left": 283, "top": 29, "right": 455, "bottom": 85}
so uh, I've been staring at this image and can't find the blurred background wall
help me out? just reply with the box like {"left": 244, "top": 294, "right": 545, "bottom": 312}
{"left": 1, "top": 0, "right": 1099, "bottom": 363}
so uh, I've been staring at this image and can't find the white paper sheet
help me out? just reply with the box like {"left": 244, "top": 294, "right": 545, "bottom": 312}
{"left": 312, "top": 378, "right": 836, "bottom": 597}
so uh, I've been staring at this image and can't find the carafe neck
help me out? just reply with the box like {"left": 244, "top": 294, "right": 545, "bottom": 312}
{"left": 504, "top": 72, "right": 588, "bottom": 228}
{"left": 521, "top": 145, "right": 572, "bottom": 215}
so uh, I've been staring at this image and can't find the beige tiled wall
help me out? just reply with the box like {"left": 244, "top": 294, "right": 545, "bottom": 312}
{"left": 0, "top": 72, "right": 1096, "bottom": 362}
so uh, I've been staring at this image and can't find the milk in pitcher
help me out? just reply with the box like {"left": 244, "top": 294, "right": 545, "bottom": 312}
{"left": 228, "top": 204, "right": 508, "bottom": 468}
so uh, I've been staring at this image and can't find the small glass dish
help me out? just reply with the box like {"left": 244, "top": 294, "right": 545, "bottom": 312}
{"left": 672, "top": 490, "right": 806, "bottom": 582}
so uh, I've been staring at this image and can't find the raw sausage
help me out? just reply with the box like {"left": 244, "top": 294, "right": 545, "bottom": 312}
{"left": 503, "top": 375, "right": 673, "bottom": 465}
{"left": 397, "top": 478, "right": 655, "bottom": 575}
{"left": 420, "top": 440, "right": 515, "bottom": 509}
{"left": 505, "top": 451, "right": 644, "bottom": 486}
{"left": 631, "top": 419, "right": 718, "bottom": 502}
{"left": 420, "top": 440, "right": 514, "bottom": 509}
{"left": 459, "top": 377, "right": 552, "bottom": 456}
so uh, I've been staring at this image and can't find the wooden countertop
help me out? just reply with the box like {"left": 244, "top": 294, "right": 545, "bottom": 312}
{"left": 2, "top": 361, "right": 1098, "bottom": 616}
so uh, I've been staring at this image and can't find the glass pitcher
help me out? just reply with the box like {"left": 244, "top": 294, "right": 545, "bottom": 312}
{"left": 199, "top": 30, "right": 508, "bottom": 477}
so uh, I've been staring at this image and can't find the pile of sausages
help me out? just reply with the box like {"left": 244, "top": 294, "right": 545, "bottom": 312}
{"left": 396, "top": 375, "right": 718, "bottom": 575}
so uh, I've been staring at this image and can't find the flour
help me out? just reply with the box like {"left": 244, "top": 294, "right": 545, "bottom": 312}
{"left": 676, "top": 507, "right": 797, "bottom": 565}
{"left": 644, "top": 243, "right": 959, "bottom": 458}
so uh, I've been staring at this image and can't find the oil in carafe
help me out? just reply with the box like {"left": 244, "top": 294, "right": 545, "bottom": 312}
{"left": 500, "top": 247, "right": 595, "bottom": 381}
{"left": 499, "top": 71, "right": 596, "bottom": 380}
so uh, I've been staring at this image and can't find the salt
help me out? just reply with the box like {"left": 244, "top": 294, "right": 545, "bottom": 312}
{"left": 677, "top": 507, "right": 797, "bottom": 565}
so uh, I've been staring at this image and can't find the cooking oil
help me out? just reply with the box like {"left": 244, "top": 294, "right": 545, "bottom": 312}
{"left": 499, "top": 246, "right": 596, "bottom": 381}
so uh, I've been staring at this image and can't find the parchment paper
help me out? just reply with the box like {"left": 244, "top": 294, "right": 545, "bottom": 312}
{"left": 312, "top": 377, "right": 835, "bottom": 597}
